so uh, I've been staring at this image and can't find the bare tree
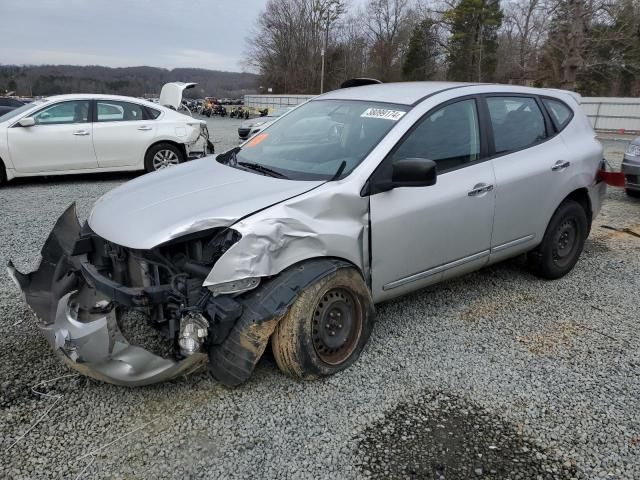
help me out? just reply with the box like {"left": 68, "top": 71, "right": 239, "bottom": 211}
{"left": 365, "top": 0, "right": 413, "bottom": 81}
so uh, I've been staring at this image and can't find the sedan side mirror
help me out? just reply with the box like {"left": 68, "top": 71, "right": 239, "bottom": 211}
{"left": 17, "top": 117, "right": 35, "bottom": 127}
{"left": 368, "top": 158, "right": 437, "bottom": 195}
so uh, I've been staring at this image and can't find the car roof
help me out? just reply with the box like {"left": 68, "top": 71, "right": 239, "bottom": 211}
{"left": 40, "top": 93, "right": 162, "bottom": 109}
{"left": 318, "top": 81, "right": 578, "bottom": 107}
{"left": 319, "top": 82, "right": 472, "bottom": 105}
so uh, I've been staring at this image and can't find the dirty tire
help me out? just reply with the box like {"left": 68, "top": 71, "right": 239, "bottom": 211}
{"left": 527, "top": 199, "right": 588, "bottom": 280}
{"left": 144, "top": 143, "right": 183, "bottom": 173}
{"left": 271, "top": 267, "right": 374, "bottom": 379}
{"left": 625, "top": 188, "right": 640, "bottom": 198}
{"left": 0, "top": 160, "right": 6, "bottom": 186}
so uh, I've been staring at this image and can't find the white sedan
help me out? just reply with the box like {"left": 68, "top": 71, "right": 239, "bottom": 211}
{"left": 0, "top": 84, "right": 210, "bottom": 185}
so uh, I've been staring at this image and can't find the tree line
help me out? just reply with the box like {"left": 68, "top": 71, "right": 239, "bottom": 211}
{"left": 245, "top": 0, "right": 640, "bottom": 96}
{"left": 0, "top": 65, "right": 259, "bottom": 99}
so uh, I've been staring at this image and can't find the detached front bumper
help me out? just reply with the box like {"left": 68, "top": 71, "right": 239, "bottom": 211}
{"left": 7, "top": 204, "right": 206, "bottom": 387}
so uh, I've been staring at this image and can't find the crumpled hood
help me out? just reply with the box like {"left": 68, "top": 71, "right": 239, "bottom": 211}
{"left": 88, "top": 157, "right": 323, "bottom": 249}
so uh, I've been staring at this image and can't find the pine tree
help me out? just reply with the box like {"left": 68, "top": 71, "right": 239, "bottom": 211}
{"left": 403, "top": 19, "right": 438, "bottom": 81}
{"left": 445, "top": 0, "right": 503, "bottom": 82}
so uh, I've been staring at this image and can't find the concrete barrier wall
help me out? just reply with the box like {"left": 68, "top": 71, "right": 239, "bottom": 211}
{"left": 244, "top": 94, "right": 315, "bottom": 112}
{"left": 581, "top": 97, "right": 640, "bottom": 133}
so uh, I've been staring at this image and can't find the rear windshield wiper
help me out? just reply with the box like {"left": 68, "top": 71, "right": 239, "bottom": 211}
{"left": 238, "top": 161, "right": 289, "bottom": 179}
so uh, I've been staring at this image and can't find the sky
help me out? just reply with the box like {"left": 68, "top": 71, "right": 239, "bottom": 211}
{"left": 0, "top": 0, "right": 272, "bottom": 72}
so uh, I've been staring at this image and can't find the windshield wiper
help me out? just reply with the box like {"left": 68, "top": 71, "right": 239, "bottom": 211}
{"left": 238, "top": 162, "right": 289, "bottom": 179}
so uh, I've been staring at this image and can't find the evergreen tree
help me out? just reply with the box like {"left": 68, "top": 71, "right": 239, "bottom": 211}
{"left": 403, "top": 19, "right": 438, "bottom": 81}
{"left": 445, "top": 0, "right": 503, "bottom": 82}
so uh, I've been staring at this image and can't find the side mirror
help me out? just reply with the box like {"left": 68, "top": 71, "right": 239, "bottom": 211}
{"left": 18, "top": 117, "right": 35, "bottom": 127}
{"left": 368, "top": 158, "right": 437, "bottom": 194}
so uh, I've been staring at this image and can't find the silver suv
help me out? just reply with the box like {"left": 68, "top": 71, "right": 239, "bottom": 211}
{"left": 9, "top": 82, "right": 606, "bottom": 387}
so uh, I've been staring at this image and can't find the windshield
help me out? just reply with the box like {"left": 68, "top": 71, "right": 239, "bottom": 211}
{"left": 269, "top": 107, "right": 291, "bottom": 118}
{"left": 228, "top": 99, "right": 409, "bottom": 180}
{"left": 0, "top": 100, "right": 45, "bottom": 123}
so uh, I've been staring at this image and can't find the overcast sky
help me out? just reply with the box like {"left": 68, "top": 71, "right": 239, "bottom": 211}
{"left": 0, "top": 0, "right": 274, "bottom": 72}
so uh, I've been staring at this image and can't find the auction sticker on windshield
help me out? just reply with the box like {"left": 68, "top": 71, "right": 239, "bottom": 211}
{"left": 361, "top": 108, "right": 406, "bottom": 121}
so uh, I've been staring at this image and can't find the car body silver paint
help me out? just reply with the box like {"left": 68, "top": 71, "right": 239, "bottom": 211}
{"left": 204, "top": 83, "right": 604, "bottom": 303}
{"left": 88, "top": 156, "right": 322, "bottom": 250}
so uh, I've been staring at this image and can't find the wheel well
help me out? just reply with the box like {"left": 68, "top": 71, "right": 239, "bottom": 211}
{"left": 565, "top": 188, "right": 593, "bottom": 229}
{"left": 0, "top": 156, "right": 6, "bottom": 183}
{"left": 146, "top": 140, "right": 187, "bottom": 160}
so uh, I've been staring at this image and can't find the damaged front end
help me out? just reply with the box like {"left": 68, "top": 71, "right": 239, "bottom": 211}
{"left": 8, "top": 203, "right": 246, "bottom": 387}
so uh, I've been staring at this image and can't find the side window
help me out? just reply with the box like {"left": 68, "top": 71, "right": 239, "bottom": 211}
{"left": 97, "top": 101, "right": 145, "bottom": 122}
{"left": 33, "top": 100, "right": 90, "bottom": 125}
{"left": 145, "top": 106, "right": 161, "bottom": 119}
{"left": 486, "top": 97, "right": 546, "bottom": 154}
{"left": 542, "top": 98, "right": 572, "bottom": 130}
{"left": 389, "top": 99, "right": 480, "bottom": 172}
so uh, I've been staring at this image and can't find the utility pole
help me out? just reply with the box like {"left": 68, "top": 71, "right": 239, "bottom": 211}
{"left": 321, "top": 47, "right": 326, "bottom": 93}
{"left": 318, "top": 0, "right": 344, "bottom": 94}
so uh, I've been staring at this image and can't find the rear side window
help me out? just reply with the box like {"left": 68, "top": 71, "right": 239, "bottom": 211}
{"left": 486, "top": 97, "right": 547, "bottom": 154}
{"left": 145, "top": 106, "right": 161, "bottom": 119}
{"left": 97, "top": 100, "right": 145, "bottom": 122}
{"left": 542, "top": 98, "right": 572, "bottom": 130}
{"left": 389, "top": 99, "right": 480, "bottom": 172}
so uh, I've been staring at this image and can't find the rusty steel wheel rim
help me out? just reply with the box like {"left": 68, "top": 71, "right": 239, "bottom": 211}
{"left": 312, "top": 287, "right": 363, "bottom": 365}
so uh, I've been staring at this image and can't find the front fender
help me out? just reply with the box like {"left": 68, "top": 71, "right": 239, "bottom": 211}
{"left": 203, "top": 188, "right": 370, "bottom": 288}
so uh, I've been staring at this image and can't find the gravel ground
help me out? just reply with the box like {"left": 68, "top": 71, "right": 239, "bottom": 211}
{"left": 1, "top": 123, "right": 639, "bottom": 479}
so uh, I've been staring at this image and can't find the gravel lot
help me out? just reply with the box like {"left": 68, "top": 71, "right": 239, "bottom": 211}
{"left": 1, "top": 119, "right": 639, "bottom": 479}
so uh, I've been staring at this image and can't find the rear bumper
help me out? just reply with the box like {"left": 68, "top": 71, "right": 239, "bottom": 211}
{"left": 7, "top": 204, "right": 207, "bottom": 387}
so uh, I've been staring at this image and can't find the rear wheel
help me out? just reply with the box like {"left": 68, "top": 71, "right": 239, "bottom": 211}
{"left": 271, "top": 267, "right": 374, "bottom": 379}
{"left": 625, "top": 188, "right": 640, "bottom": 198}
{"left": 527, "top": 200, "right": 588, "bottom": 279}
{"left": 144, "top": 143, "right": 183, "bottom": 173}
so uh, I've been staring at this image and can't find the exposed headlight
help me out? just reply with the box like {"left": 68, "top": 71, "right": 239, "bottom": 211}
{"left": 208, "top": 277, "right": 260, "bottom": 296}
{"left": 178, "top": 312, "right": 209, "bottom": 356}
{"left": 626, "top": 144, "right": 640, "bottom": 157}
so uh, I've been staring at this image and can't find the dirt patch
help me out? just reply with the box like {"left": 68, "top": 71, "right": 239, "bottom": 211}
{"left": 356, "top": 391, "right": 577, "bottom": 479}
{"left": 517, "top": 322, "right": 580, "bottom": 355}
{"left": 459, "top": 292, "right": 534, "bottom": 322}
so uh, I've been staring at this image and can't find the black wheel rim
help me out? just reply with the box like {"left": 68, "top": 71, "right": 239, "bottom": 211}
{"left": 552, "top": 219, "right": 578, "bottom": 267}
{"left": 312, "top": 288, "right": 362, "bottom": 365}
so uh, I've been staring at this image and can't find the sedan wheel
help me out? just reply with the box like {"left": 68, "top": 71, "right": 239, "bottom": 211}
{"left": 144, "top": 143, "right": 184, "bottom": 173}
{"left": 152, "top": 149, "right": 180, "bottom": 170}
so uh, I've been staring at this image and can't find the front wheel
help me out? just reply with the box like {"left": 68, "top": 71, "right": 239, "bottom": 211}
{"left": 527, "top": 200, "right": 588, "bottom": 279}
{"left": 271, "top": 267, "right": 375, "bottom": 379}
{"left": 144, "top": 143, "right": 184, "bottom": 173}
